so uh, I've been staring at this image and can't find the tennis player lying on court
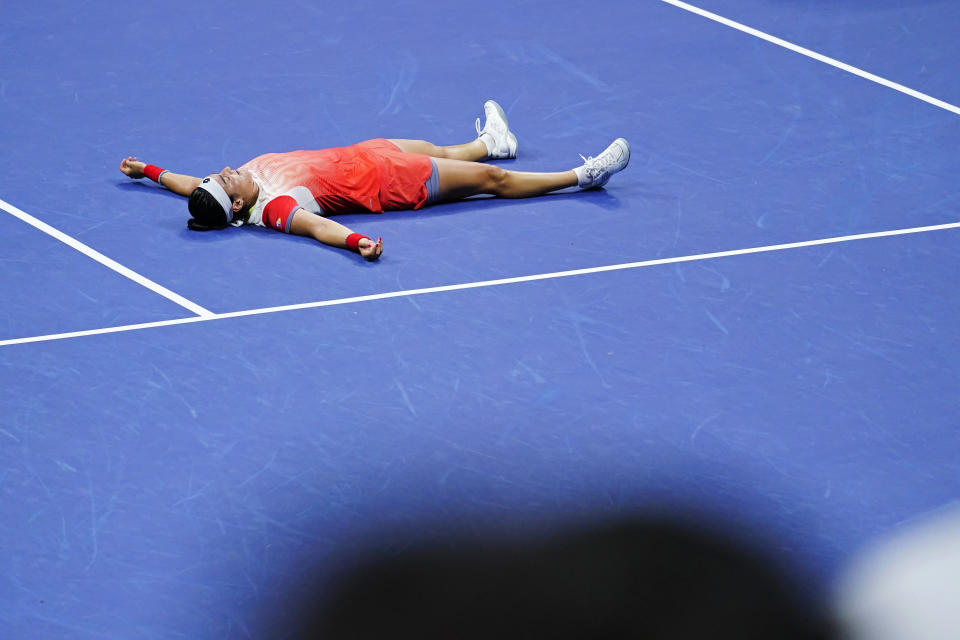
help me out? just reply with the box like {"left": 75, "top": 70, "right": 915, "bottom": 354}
{"left": 119, "top": 100, "right": 630, "bottom": 261}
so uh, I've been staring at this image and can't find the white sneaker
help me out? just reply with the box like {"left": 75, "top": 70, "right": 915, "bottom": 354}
{"left": 576, "top": 138, "right": 631, "bottom": 189}
{"left": 475, "top": 100, "right": 518, "bottom": 159}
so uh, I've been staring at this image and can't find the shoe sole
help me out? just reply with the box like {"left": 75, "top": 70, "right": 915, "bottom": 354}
{"left": 613, "top": 138, "right": 631, "bottom": 169}
{"left": 485, "top": 100, "right": 509, "bottom": 128}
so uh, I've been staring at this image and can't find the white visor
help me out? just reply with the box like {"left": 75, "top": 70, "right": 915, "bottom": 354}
{"left": 198, "top": 177, "right": 234, "bottom": 223}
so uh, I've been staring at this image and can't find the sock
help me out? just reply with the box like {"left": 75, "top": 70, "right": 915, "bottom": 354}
{"left": 573, "top": 164, "right": 589, "bottom": 187}
{"left": 478, "top": 132, "right": 495, "bottom": 156}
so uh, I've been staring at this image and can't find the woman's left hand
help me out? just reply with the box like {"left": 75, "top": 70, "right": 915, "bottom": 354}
{"left": 358, "top": 236, "right": 383, "bottom": 261}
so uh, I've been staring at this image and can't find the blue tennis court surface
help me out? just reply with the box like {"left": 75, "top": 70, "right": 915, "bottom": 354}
{"left": 2, "top": 1, "right": 958, "bottom": 638}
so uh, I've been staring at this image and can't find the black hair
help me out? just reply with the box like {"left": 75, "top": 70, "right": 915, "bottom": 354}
{"left": 187, "top": 185, "right": 229, "bottom": 231}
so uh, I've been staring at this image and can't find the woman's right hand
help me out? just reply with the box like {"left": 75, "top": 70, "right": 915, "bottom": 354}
{"left": 120, "top": 156, "right": 146, "bottom": 178}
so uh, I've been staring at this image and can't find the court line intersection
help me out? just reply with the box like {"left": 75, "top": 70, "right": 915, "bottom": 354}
{"left": 0, "top": 197, "right": 213, "bottom": 317}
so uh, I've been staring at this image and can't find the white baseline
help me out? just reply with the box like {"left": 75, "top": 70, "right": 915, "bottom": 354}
{"left": 661, "top": 0, "right": 960, "bottom": 117}
{"left": 1, "top": 221, "right": 957, "bottom": 348}
{"left": 1, "top": 197, "right": 214, "bottom": 317}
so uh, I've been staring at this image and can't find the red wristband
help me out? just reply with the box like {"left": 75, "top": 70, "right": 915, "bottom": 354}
{"left": 143, "top": 164, "right": 165, "bottom": 182}
{"left": 345, "top": 233, "right": 369, "bottom": 251}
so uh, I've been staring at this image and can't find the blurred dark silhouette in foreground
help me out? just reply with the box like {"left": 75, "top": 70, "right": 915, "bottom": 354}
{"left": 287, "top": 515, "right": 837, "bottom": 639}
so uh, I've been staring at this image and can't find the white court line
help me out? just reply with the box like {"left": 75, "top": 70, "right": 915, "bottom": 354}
{"left": 0, "top": 197, "right": 214, "bottom": 318}
{"left": 1, "top": 221, "right": 957, "bottom": 348}
{"left": 661, "top": 0, "right": 960, "bottom": 117}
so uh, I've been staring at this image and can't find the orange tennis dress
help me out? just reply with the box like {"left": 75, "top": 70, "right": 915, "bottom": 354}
{"left": 239, "top": 139, "right": 434, "bottom": 232}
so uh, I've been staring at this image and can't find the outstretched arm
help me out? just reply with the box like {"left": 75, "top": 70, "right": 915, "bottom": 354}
{"left": 289, "top": 209, "right": 383, "bottom": 261}
{"left": 120, "top": 156, "right": 201, "bottom": 197}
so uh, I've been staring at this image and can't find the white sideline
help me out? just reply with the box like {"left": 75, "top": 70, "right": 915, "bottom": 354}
{"left": 1, "top": 221, "right": 957, "bottom": 348}
{"left": 661, "top": 0, "right": 960, "bottom": 117}
{"left": 0, "top": 198, "right": 214, "bottom": 318}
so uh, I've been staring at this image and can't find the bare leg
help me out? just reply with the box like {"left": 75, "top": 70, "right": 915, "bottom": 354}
{"left": 433, "top": 157, "right": 577, "bottom": 202}
{"left": 388, "top": 138, "right": 488, "bottom": 162}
